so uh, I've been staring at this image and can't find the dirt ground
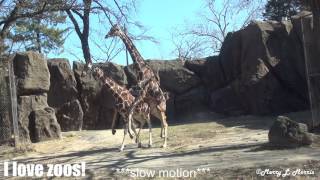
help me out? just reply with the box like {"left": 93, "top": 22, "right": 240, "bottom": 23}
{"left": 0, "top": 111, "right": 320, "bottom": 179}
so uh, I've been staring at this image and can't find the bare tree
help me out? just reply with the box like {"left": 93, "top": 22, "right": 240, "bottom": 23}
{"left": 0, "top": 0, "right": 74, "bottom": 55}
{"left": 172, "top": 0, "right": 265, "bottom": 59}
{"left": 171, "top": 31, "right": 211, "bottom": 61}
{"left": 65, "top": 0, "right": 149, "bottom": 65}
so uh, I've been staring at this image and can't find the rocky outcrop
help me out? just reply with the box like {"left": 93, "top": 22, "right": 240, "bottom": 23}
{"left": 47, "top": 58, "right": 78, "bottom": 107}
{"left": 47, "top": 59, "right": 83, "bottom": 131}
{"left": 185, "top": 56, "right": 226, "bottom": 91}
{"left": 186, "top": 15, "right": 310, "bottom": 115}
{"left": 13, "top": 52, "right": 61, "bottom": 143}
{"left": 13, "top": 52, "right": 50, "bottom": 95}
{"left": 73, "top": 62, "right": 126, "bottom": 129}
{"left": 29, "top": 107, "right": 61, "bottom": 143}
{"left": 226, "top": 20, "right": 308, "bottom": 115}
{"left": 17, "top": 94, "right": 54, "bottom": 143}
{"left": 56, "top": 100, "right": 83, "bottom": 131}
{"left": 269, "top": 116, "right": 313, "bottom": 148}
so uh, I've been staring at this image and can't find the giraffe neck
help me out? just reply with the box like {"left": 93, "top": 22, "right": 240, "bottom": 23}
{"left": 98, "top": 72, "right": 132, "bottom": 104}
{"left": 118, "top": 31, "right": 146, "bottom": 66}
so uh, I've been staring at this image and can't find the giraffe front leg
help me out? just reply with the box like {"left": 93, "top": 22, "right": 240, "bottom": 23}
{"left": 136, "top": 121, "right": 145, "bottom": 148}
{"left": 128, "top": 113, "right": 134, "bottom": 139}
{"left": 147, "top": 119, "right": 152, "bottom": 148}
{"left": 160, "top": 124, "right": 164, "bottom": 138}
{"left": 131, "top": 121, "right": 142, "bottom": 148}
{"left": 120, "top": 124, "right": 128, "bottom": 151}
{"left": 160, "top": 112, "right": 168, "bottom": 148}
{"left": 111, "top": 109, "right": 118, "bottom": 135}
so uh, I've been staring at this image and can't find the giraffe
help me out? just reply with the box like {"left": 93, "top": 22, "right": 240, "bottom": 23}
{"left": 91, "top": 67, "right": 153, "bottom": 151}
{"left": 105, "top": 24, "right": 168, "bottom": 148}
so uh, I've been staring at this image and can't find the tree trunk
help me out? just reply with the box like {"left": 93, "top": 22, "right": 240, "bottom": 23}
{"left": 81, "top": 39, "right": 91, "bottom": 63}
{"left": 36, "top": 19, "right": 42, "bottom": 54}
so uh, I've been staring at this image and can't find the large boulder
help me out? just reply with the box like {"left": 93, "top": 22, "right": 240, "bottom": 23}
{"left": 125, "top": 60, "right": 201, "bottom": 94}
{"left": 29, "top": 107, "right": 62, "bottom": 143}
{"left": 227, "top": 20, "right": 309, "bottom": 115}
{"left": 269, "top": 116, "right": 313, "bottom": 148}
{"left": 13, "top": 52, "right": 50, "bottom": 95}
{"left": 188, "top": 15, "right": 310, "bottom": 115}
{"left": 47, "top": 58, "right": 78, "bottom": 107}
{"left": 47, "top": 58, "right": 84, "bottom": 131}
{"left": 56, "top": 100, "right": 83, "bottom": 131}
{"left": 185, "top": 56, "right": 227, "bottom": 91}
{"left": 73, "top": 62, "right": 126, "bottom": 129}
{"left": 13, "top": 52, "right": 61, "bottom": 143}
{"left": 17, "top": 94, "right": 51, "bottom": 143}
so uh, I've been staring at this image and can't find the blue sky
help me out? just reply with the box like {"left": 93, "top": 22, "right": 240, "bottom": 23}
{"left": 47, "top": 0, "right": 264, "bottom": 65}
{"left": 47, "top": 0, "right": 205, "bottom": 65}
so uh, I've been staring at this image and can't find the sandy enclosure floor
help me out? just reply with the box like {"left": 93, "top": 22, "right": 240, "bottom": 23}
{"left": 0, "top": 111, "right": 320, "bottom": 179}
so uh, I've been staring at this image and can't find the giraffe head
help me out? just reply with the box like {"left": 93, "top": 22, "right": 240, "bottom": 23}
{"left": 92, "top": 67, "right": 104, "bottom": 80}
{"left": 105, "top": 24, "right": 122, "bottom": 38}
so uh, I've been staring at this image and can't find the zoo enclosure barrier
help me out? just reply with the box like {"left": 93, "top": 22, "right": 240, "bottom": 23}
{"left": 0, "top": 58, "right": 20, "bottom": 148}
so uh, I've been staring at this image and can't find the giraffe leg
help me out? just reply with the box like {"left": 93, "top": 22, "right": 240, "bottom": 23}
{"left": 131, "top": 120, "right": 141, "bottom": 148}
{"left": 128, "top": 83, "right": 151, "bottom": 139}
{"left": 147, "top": 114, "right": 152, "bottom": 148}
{"left": 160, "top": 123, "right": 164, "bottom": 138}
{"left": 111, "top": 109, "right": 118, "bottom": 135}
{"left": 119, "top": 124, "right": 128, "bottom": 151}
{"left": 128, "top": 112, "right": 135, "bottom": 139}
{"left": 160, "top": 111, "right": 168, "bottom": 148}
{"left": 136, "top": 121, "right": 145, "bottom": 148}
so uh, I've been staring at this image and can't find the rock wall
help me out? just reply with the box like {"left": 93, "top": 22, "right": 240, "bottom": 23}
{"left": 10, "top": 13, "right": 313, "bottom": 132}
{"left": 186, "top": 14, "right": 310, "bottom": 115}
{"left": 13, "top": 52, "right": 61, "bottom": 143}
{"left": 47, "top": 59, "right": 83, "bottom": 131}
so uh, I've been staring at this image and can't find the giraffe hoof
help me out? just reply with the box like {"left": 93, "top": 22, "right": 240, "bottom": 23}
{"left": 129, "top": 134, "right": 134, "bottom": 139}
{"left": 148, "top": 144, "right": 152, "bottom": 148}
{"left": 119, "top": 148, "right": 124, "bottom": 152}
{"left": 138, "top": 143, "right": 142, "bottom": 148}
{"left": 161, "top": 144, "right": 167, "bottom": 148}
{"left": 112, "top": 129, "right": 116, "bottom": 135}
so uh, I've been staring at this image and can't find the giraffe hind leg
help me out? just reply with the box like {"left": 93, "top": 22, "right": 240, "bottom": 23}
{"left": 145, "top": 113, "right": 152, "bottom": 148}
{"left": 119, "top": 123, "right": 128, "bottom": 151}
{"left": 160, "top": 111, "right": 168, "bottom": 148}
{"left": 131, "top": 120, "right": 142, "bottom": 148}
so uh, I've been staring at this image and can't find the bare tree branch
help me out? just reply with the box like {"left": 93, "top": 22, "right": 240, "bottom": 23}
{"left": 71, "top": 9, "right": 84, "bottom": 20}
{"left": 66, "top": 9, "right": 82, "bottom": 38}
{"left": 172, "top": 0, "right": 265, "bottom": 59}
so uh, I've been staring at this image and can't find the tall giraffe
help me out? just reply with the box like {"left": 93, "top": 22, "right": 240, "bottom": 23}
{"left": 91, "top": 67, "right": 152, "bottom": 151}
{"left": 106, "top": 24, "right": 168, "bottom": 148}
